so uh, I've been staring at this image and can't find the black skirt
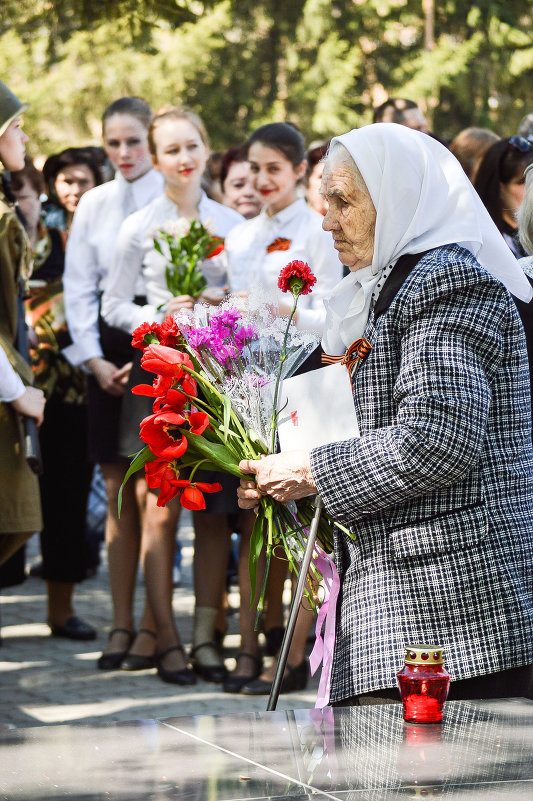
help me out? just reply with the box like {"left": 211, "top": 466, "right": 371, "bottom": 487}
{"left": 87, "top": 315, "right": 136, "bottom": 464}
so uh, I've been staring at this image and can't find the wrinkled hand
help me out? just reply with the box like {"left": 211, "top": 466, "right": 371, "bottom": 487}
{"left": 237, "top": 450, "right": 316, "bottom": 508}
{"left": 86, "top": 357, "right": 127, "bottom": 397}
{"left": 11, "top": 386, "right": 46, "bottom": 427}
{"left": 166, "top": 294, "right": 195, "bottom": 314}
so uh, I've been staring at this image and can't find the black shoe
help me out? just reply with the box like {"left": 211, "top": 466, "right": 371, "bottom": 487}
{"left": 241, "top": 659, "right": 308, "bottom": 696}
{"left": 264, "top": 626, "right": 284, "bottom": 656}
{"left": 121, "top": 629, "right": 157, "bottom": 671}
{"left": 49, "top": 616, "right": 97, "bottom": 642}
{"left": 223, "top": 652, "right": 263, "bottom": 694}
{"left": 190, "top": 642, "right": 228, "bottom": 683}
{"left": 97, "top": 628, "right": 135, "bottom": 670}
{"left": 156, "top": 645, "right": 196, "bottom": 685}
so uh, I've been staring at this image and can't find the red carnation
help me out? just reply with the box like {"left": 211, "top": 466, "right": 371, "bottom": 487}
{"left": 131, "top": 322, "right": 162, "bottom": 351}
{"left": 277, "top": 260, "right": 317, "bottom": 296}
{"left": 159, "top": 315, "right": 182, "bottom": 348}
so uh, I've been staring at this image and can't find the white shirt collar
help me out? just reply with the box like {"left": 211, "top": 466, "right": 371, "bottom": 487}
{"left": 114, "top": 169, "right": 164, "bottom": 211}
{"left": 259, "top": 197, "right": 307, "bottom": 227}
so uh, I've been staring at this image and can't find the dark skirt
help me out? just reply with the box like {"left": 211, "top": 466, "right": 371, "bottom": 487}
{"left": 39, "top": 398, "right": 93, "bottom": 583}
{"left": 87, "top": 316, "right": 136, "bottom": 464}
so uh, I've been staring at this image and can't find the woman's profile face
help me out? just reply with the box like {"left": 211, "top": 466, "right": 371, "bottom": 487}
{"left": 222, "top": 160, "right": 261, "bottom": 219}
{"left": 321, "top": 159, "right": 376, "bottom": 271}
{"left": 151, "top": 117, "right": 209, "bottom": 191}
{"left": 54, "top": 164, "right": 96, "bottom": 213}
{"left": 103, "top": 113, "right": 152, "bottom": 182}
{"left": 248, "top": 142, "right": 306, "bottom": 216}
{"left": 306, "top": 160, "right": 328, "bottom": 216}
{"left": 501, "top": 170, "right": 527, "bottom": 226}
{"left": 0, "top": 117, "right": 28, "bottom": 172}
{"left": 12, "top": 177, "right": 41, "bottom": 231}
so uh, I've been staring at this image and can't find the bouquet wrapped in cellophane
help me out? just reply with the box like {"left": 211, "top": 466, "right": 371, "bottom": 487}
{"left": 120, "top": 261, "right": 345, "bottom": 621}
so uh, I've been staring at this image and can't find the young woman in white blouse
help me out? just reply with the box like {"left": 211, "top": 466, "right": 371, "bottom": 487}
{"left": 103, "top": 107, "right": 244, "bottom": 685}
{"left": 64, "top": 97, "right": 167, "bottom": 673}
{"left": 223, "top": 123, "right": 343, "bottom": 695}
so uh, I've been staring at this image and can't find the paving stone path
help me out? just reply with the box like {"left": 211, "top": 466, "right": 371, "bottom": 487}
{"left": 0, "top": 512, "right": 319, "bottom": 729}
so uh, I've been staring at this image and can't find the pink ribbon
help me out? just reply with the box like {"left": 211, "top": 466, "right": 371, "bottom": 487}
{"left": 309, "top": 544, "right": 340, "bottom": 708}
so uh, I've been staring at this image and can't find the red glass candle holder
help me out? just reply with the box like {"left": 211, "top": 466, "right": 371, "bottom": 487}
{"left": 396, "top": 645, "right": 450, "bottom": 724}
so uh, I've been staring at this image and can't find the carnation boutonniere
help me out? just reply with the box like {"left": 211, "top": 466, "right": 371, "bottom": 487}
{"left": 153, "top": 217, "right": 224, "bottom": 302}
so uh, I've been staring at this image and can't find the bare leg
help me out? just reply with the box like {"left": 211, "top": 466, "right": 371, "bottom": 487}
{"left": 99, "top": 463, "right": 143, "bottom": 654}
{"left": 140, "top": 491, "right": 184, "bottom": 671}
{"left": 259, "top": 603, "right": 314, "bottom": 681}
{"left": 46, "top": 580, "right": 75, "bottom": 627}
{"left": 191, "top": 511, "right": 231, "bottom": 673}
{"left": 232, "top": 511, "right": 264, "bottom": 676}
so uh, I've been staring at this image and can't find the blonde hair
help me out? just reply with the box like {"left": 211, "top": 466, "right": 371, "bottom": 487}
{"left": 148, "top": 106, "right": 209, "bottom": 157}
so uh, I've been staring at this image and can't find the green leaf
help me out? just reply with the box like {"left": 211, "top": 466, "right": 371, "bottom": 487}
{"left": 182, "top": 430, "right": 243, "bottom": 476}
{"left": 118, "top": 445, "right": 156, "bottom": 517}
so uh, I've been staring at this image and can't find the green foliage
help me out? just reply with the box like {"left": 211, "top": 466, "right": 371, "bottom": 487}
{"left": 2, "top": 0, "right": 533, "bottom": 155}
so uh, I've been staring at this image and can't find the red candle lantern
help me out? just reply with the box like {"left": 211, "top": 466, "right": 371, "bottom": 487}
{"left": 396, "top": 645, "right": 450, "bottom": 724}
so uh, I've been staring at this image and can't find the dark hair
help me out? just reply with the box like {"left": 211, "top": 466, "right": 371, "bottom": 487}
{"left": 247, "top": 123, "right": 306, "bottom": 168}
{"left": 10, "top": 155, "right": 45, "bottom": 196}
{"left": 307, "top": 141, "right": 329, "bottom": 173}
{"left": 42, "top": 147, "right": 104, "bottom": 207}
{"left": 219, "top": 145, "right": 248, "bottom": 190}
{"left": 373, "top": 98, "right": 419, "bottom": 124}
{"left": 474, "top": 137, "right": 533, "bottom": 232}
{"left": 148, "top": 105, "right": 209, "bottom": 158}
{"left": 102, "top": 96, "right": 152, "bottom": 133}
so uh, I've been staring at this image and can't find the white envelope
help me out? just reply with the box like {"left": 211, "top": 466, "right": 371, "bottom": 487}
{"left": 277, "top": 361, "right": 359, "bottom": 452}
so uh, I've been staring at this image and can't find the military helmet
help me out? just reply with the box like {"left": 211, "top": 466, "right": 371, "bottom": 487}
{"left": 0, "top": 81, "right": 28, "bottom": 138}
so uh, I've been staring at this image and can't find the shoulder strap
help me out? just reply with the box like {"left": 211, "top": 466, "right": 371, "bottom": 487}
{"left": 373, "top": 250, "right": 431, "bottom": 319}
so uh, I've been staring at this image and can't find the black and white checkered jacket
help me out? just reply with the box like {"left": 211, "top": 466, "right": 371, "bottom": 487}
{"left": 311, "top": 244, "right": 533, "bottom": 702}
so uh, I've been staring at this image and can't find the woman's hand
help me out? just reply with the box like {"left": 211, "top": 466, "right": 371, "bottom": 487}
{"left": 11, "top": 386, "right": 46, "bottom": 427}
{"left": 86, "top": 357, "right": 128, "bottom": 397}
{"left": 200, "top": 286, "right": 228, "bottom": 306}
{"left": 166, "top": 294, "right": 195, "bottom": 314}
{"left": 238, "top": 450, "right": 316, "bottom": 506}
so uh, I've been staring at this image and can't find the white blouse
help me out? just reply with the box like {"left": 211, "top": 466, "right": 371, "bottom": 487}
{"left": 102, "top": 192, "right": 244, "bottom": 334}
{"left": 225, "top": 198, "right": 342, "bottom": 333}
{"left": 0, "top": 346, "right": 25, "bottom": 402}
{"left": 64, "top": 169, "right": 164, "bottom": 365}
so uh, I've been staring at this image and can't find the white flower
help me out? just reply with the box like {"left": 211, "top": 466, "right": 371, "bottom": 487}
{"left": 203, "top": 218, "right": 215, "bottom": 235}
{"left": 159, "top": 218, "right": 191, "bottom": 238}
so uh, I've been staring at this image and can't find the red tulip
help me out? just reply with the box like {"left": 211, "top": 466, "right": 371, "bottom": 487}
{"left": 140, "top": 410, "right": 187, "bottom": 460}
{"left": 173, "top": 480, "right": 223, "bottom": 510}
{"left": 141, "top": 345, "right": 194, "bottom": 378}
{"left": 145, "top": 458, "right": 181, "bottom": 506}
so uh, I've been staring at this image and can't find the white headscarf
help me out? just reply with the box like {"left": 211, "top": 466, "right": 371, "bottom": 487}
{"left": 322, "top": 123, "right": 533, "bottom": 355}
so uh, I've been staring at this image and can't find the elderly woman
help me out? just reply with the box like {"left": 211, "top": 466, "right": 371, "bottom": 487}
{"left": 238, "top": 124, "right": 533, "bottom": 706}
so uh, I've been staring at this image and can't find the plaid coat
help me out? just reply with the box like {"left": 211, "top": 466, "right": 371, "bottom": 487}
{"left": 311, "top": 244, "right": 533, "bottom": 702}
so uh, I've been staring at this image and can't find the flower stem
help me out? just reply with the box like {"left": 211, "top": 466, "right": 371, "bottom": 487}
{"left": 270, "top": 297, "right": 298, "bottom": 453}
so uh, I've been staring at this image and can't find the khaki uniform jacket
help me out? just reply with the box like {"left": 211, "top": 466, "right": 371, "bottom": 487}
{"left": 0, "top": 184, "right": 42, "bottom": 533}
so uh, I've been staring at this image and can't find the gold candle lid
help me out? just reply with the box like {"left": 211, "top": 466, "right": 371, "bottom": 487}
{"left": 404, "top": 645, "right": 445, "bottom": 665}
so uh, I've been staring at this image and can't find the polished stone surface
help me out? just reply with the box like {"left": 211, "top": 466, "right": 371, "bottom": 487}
{"left": 1, "top": 698, "right": 532, "bottom": 800}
